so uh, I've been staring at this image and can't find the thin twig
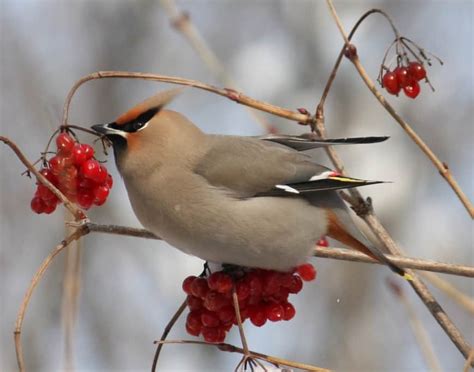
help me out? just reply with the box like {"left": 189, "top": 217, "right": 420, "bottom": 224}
{"left": 13, "top": 227, "right": 88, "bottom": 371}
{"left": 85, "top": 222, "right": 474, "bottom": 277}
{"left": 231, "top": 286, "right": 251, "bottom": 371}
{"left": 387, "top": 280, "right": 442, "bottom": 372}
{"left": 325, "top": 2, "right": 473, "bottom": 218}
{"left": 464, "top": 348, "right": 474, "bottom": 372}
{"left": 153, "top": 339, "right": 331, "bottom": 372}
{"left": 151, "top": 299, "right": 188, "bottom": 372}
{"left": 61, "top": 71, "right": 310, "bottom": 129}
{"left": 313, "top": 246, "right": 474, "bottom": 278}
{"left": 420, "top": 272, "right": 474, "bottom": 315}
{"left": 159, "top": 0, "right": 274, "bottom": 133}
{"left": 323, "top": 0, "right": 473, "bottom": 363}
{"left": 0, "top": 136, "right": 85, "bottom": 220}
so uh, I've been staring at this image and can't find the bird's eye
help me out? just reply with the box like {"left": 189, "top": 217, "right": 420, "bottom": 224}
{"left": 132, "top": 121, "right": 145, "bottom": 131}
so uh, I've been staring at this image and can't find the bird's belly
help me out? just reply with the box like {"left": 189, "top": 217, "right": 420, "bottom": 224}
{"left": 133, "top": 193, "right": 326, "bottom": 272}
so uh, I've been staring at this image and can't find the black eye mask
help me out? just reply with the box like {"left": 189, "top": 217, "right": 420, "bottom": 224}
{"left": 109, "top": 107, "right": 159, "bottom": 133}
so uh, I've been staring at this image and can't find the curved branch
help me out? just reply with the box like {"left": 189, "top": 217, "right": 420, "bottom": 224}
{"left": 14, "top": 227, "right": 88, "bottom": 371}
{"left": 61, "top": 71, "right": 309, "bottom": 129}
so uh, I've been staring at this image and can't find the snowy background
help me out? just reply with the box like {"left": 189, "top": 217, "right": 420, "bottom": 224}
{"left": 1, "top": 1, "right": 472, "bottom": 371}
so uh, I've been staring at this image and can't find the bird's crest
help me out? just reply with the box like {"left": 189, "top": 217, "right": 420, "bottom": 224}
{"left": 115, "top": 87, "right": 185, "bottom": 125}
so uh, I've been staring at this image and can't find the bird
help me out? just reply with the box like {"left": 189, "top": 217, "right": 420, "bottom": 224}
{"left": 91, "top": 88, "right": 405, "bottom": 276}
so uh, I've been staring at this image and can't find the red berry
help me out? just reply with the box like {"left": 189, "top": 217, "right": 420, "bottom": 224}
{"left": 262, "top": 271, "right": 281, "bottom": 296}
{"left": 394, "top": 66, "right": 413, "bottom": 88}
{"left": 186, "top": 311, "right": 202, "bottom": 329}
{"left": 82, "top": 144, "right": 95, "bottom": 160}
{"left": 77, "top": 188, "right": 94, "bottom": 209}
{"left": 266, "top": 303, "right": 284, "bottom": 322}
{"left": 186, "top": 311, "right": 202, "bottom": 336}
{"left": 236, "top": 281, "right": 250, "bottom": 301}
{"left": 94, "top": 165, "right": 108, "bottom": 184}
{"left": 43, "top": 202, "right": 57, "bottom": 214}
{"left": 203, "top": 291, "right": 228, "bottom": 312}
{"left": 185, "top": 322, "right": 201, "bottom": 337}
{"left": 201, "top": 327, "right": 223, "bottom": 343}
{"left": 31, "top": 196, "right": 45, "bottom": 214}
{"left": 403, "top": 81, "right": 421, "bottom": 99}
{"left": 217, "top": 306, "right": 235, "bottom": 324}
{"left": 207, "top": 272, "right": 233, "bottom": 294}
{"left": 246, "top": 273, "right": 263, "bottom": 298}
{"left": 80, "top": 159, "right": 101, "bottom": 180}
{"left": 201, "top": 310, "right": 220, "bottom": 328}
{"left": 317, "top": 236, "right": 329, "bottom": 247}
{"left": 37, "top": 184, "right": 57, "bottom": 202}
{"left": 39, "top": 168, "right": 58, "bottom": 184}
{"left": 280, "top": 273, "right": 293, "bottom": 289}
{"left": 72, "top": 143, "right": 88, "bottom": 165}
{"left": 297, "top": 263, "right": 316, "bottom": 281}
{"left": 182, "top": 276, "right": 197, "bottom": 295}
{"left": 77, "top": 176, "right": 95, "bottom": 190}
{"left": 282, "top": 302, "right": 296, "bottom": 321}
{"left": 408, "top": 61, "right": 426, "bottom": 81}
{"left": 186, "top": 295, "right": 203, "bottom": 311}
{"left": 106, "top": 174, "right": 113, "bottom": 188}
{"left": 288, "top": 275, "right": 303, "bottom": 294}
{"left": 249, "top": 306, "right": 267, "bottom": 327}
{"left": 191, "top": 278, "right": 209, "bottom": 299}
{"left": 56, "top": 133, "right": 75, "bottom": 154}
{"left": 382, "top": 71, "right": 400, "bottom": 95}
{"left": 49, "top": 155, "right": 66, "bottom": 176}
{"left": 93, "top": 185, "right": 110, "bottom": 205}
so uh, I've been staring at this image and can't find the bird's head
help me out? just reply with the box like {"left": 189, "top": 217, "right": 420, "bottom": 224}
{"left": 91, "top": 88, "right": 204, "bottom": 175}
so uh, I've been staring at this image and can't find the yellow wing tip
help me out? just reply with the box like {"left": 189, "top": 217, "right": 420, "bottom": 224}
{"left": 403, "top": 273, "right": 413, "bottom": 281}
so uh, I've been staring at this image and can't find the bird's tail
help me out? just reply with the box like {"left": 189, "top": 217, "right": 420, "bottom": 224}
{"left": 310, "top": 191, "right": 408, "bottom": 278}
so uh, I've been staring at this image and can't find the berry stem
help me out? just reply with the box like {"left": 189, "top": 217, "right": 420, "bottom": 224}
{"left": 231, "top": 286, "right": 250, "bottom": 363}
{"left": 151, "top": 299, "right": 188, "bottom": 372}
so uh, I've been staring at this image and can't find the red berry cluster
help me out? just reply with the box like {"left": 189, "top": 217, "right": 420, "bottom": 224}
{"left": 382, "top": 62, "right": 426, "bottom": 99}
{"left": 182, "top": 263, "right": 317, "bottom": 343}
{"left": 30, "top": 132, "right": 113, "bottom": 214}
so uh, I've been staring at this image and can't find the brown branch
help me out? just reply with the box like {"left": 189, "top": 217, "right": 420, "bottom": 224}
{"left": 420, "top": 272, "right": 474, "bottom": 315}
{"left": 159, "top": 0, "right": 275, "bottom": 133}
{"left": 325, "top": 2, "right": 473, "bottom": 218}
{"left": 464, "top": 348, "right": 474, "bottom": 372}
{"left": 151, "top": 299, "right": 187, "bottom": 372}
{"left": 61, "top": 71, "right": 309, "bottom": 129}
{"left": 14, "top": 227, "right": 88, "bottom": 371}
{"left": 153, "top": 339, "right": 331, "bottom": 372}
{"left": 0, "top": 136, "right": 85, "bottom": 220}
{"left": 324, "top": 0, "right": 473, "bottom": 363}
{"left": 313, "top": 246, "right": 474, "bottom": 278}
{"left": 85, "top": 222, "right": 474, "bottom": 277}
{"left": 387, "top": 280, "right": 442, "bottom": 372}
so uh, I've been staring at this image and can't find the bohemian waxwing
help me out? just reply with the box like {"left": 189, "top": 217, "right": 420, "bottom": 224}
{"left": 91, "top": 89, "right": 404, "bottom": 276}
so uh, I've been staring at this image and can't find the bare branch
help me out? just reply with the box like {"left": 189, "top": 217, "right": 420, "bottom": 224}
{"left": 61, "top": 71, "right": 310, "bottom": 129}
{"left": 14, "top": 227, "right": 88, "bottom": 371}
{"left": 153, "top": 339, "right": 331, "bottom": 372}
{"left": 325, "top": 2, "right": 473, "bottom": 218}
{"left": 151, "top": 299, "right": 188, "bottom": 371}
{"left": 325, "top": 0, "right": 473, "bottom": 363}
{"left": 85, "top": 222, "right": 474, "bottom": 278}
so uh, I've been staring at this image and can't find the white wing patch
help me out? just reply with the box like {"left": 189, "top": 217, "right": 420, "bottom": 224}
{"left": 309, "top": 170, "right": 339, "bottom": 181}
{"left": 275, "top": 185, "right": 300, "bottom": 194}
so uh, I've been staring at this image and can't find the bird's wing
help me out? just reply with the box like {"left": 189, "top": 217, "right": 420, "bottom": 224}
{"left": 195, "top": 135, "right": 383, "bottom": 197}
{"left": 258, "top": 133, "right": 389, "bottom": 151}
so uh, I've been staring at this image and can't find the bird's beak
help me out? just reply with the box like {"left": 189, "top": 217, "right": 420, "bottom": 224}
{"left": 91, "top": 123, "right": 127, "bottom": 138}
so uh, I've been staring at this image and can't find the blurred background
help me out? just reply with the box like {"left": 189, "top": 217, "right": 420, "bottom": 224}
{"left": 1, "top": 0, "right": 472, "bottom": 371}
